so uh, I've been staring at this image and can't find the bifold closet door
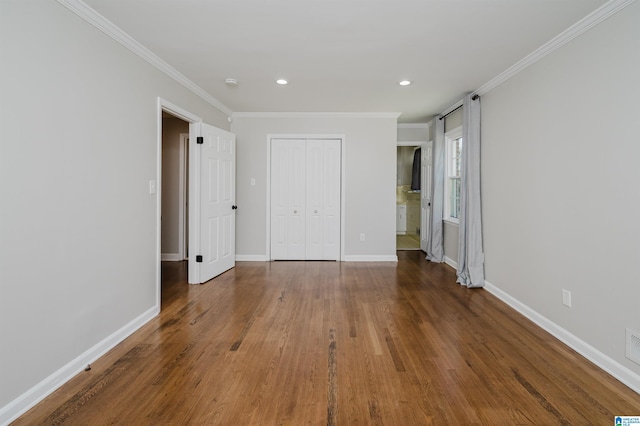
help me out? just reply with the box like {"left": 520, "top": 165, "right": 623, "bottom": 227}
{"left": 270, "top": 139, "right": 340, "bottom": 260}
{"left": 271, "top": 139, "right": 306, "bottom": 260}
{"left": 306, "top": 139, "right": 340, "bottom": 260}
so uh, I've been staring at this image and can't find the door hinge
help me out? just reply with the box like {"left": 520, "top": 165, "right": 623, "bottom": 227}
{"left": 197, "top": 136, "right": 204, "bottom": 144}
{"left": 196, "top": 255, "right": 203, "bottom": 263}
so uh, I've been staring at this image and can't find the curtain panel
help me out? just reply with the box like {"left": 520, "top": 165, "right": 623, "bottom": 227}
{"left": 456, "top": 94, "right": 485, "bottom": 288}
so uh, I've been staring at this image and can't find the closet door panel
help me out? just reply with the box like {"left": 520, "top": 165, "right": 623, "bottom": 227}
{"left": 270, "top": 138, "right": 341, "bottom": 261}
{"left": 287, "top": 143, "right": 306, "bottom": 258}
{"left": 323, "top": 140, "right": 341, "bottom": 260}
{"left": 306, "top": 140, "right": 324, "bottom": 259}
{"left": 270, "top": 139, "right": 306, "bottom": 260}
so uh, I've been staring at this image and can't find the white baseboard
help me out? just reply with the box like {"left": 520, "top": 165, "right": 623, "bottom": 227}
{"left": 0, "top": 305, "right": 159, "bottom": 426}
{"left": 161, "top": 253, "right": 183, "bottom": 261}
{"left": 235, "top": 255, "right": 269, "bottom": 261}
{"left": 444, "top": 256, "right": 458, "bottom": 269}
{"left": 484, "top": 280, "right": 640, "bottom": 394}
{"left": 342, "top": 255, "right": 398, "bottom": 262}
{"left": 236, "top": 255, "right": 400, "bottom": 262}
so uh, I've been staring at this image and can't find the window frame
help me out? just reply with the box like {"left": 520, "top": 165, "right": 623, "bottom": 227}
{"left": 444, "top": 126, "right": 463, "bottom": 225}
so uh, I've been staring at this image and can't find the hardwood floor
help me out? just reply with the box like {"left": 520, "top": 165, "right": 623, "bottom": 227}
{"left": 14, "top": 252, "right": 640, "bottom": 424}
{"left": 396, "top": 234, "right": 420, "bottom": 250}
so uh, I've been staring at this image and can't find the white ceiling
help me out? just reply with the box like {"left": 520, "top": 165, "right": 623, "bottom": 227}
{"left": 84, "top": 0, "right": 608, "bottom": 122}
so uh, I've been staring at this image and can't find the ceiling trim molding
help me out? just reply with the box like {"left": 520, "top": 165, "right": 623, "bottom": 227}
{"left": 397, "top": 141, "right": 428, "bottom": 146}
{"left": 233, "top": 112, "right": 402, "bottom": 119}
{"left": 439, "top": 99, "right": 464, "bottom": 118}
{"left": 56, "top": 0, "right": 233, "bottom": 117}
{"left": 397, "top": 123, "right": 431, "bottom": 129}
{"left": 475, "top": 0, "right": 636, "bottom": 96}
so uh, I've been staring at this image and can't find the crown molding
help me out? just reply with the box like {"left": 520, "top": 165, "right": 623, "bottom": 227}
{"left": 397, "top": 123, "right": 431, "bottom": 129}
{"left": 56, "top": 0, "right": 233, "bottom": 117}
{"left": 439, "top": 99, "right": 464, "bottom": 118}
{"left": 475, "top": 0, "right": 637, "bottom": 96}
{"left": 232, "top": 112, "right": 402, "bottom": 119}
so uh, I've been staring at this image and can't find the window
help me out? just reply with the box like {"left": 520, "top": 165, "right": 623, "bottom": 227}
{"left": 445, "top": 127, "right": 462, "bottom": 223}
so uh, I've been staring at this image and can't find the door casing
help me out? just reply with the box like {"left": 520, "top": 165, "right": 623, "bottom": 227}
{"left": 157, "top": 98, "right": 201, "bottom": 303}
{"left": 266, "top": 134, "right": 346, "bottom": 261}
{"left": 397, "top": 140, "right": 431, "bottom": 251}
{"left": 157, "top": 99, "right": 236, "bottom": 289}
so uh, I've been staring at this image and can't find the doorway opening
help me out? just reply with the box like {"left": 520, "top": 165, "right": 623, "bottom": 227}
{"left": 161, "top": 114, "right": 189, "bottom": 262}
{"left": 156, "top": 97, "right": 201, "bottom": 308}
{"left": 160, "top": 111, "right": 189, "bottom": 306}
{"left": 156, "top": 98, "right": 236, "bottom": 294}
{"left": 396, "top": 144, "right": 422, "bottom": 250}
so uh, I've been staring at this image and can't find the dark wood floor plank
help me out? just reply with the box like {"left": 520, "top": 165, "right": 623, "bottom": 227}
{"left": 13, "top": 251, "right": 640, "bottom": 425}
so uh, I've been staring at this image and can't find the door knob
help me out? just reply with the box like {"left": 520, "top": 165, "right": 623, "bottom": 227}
{"left": 293, "top": 210, "right": 298, "bottom": 214}
{"left": 314, "top": 210, "right": 318, "bottom": 213}
{"left": 232, "top": 205, "right": 238, "bottom": 210}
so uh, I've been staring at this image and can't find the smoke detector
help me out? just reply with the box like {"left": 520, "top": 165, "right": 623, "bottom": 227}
{"left": 225, "top": 78, "right": 239, "bottom": 87}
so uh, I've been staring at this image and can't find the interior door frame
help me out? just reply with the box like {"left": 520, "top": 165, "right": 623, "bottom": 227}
{"left": 397, "top": 140, "right": 429, "bottom": 251}
{"left": 156, "top": 98, "right": 202, "bottom": 302}
{"left": 177, "top": 133, "right": 189, "bottom": 261}
{"left": 420, "top": 140, "right": 433, "bottom": 252}
{"left": 266, "top": 134, "right": 346, "bottom": 261}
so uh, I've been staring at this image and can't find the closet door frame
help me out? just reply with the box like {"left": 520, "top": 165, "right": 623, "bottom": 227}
{"left": 266, "top": 134, "right": 346, "bottom": 261}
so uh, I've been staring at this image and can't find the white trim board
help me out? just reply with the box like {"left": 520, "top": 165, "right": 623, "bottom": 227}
{"left": 397, "top": 141, "right": 428, "bottom": 147}
{"left": 55, "top": 0, "right": 232, "bottom": 117}
{"left": 177, "top": 133, "right": 189, "bottom": 261}
{"left": 474, "top": 0, "right": 636, "bottom": 96}
{"left": 236, "top": 255, "right": 400, "bottom": 262}
{"left": 161, "top": 253, "right": 183, "bottom": 261}
{"left": 439, "top": 99, "right": 464, "bottom": 119}
{"left": 484, "top": 280, "right": 640, "bottom": 395}
{"left": 0, "top": 306, "right": 159, "bottom": 426}
{"left": 236, "top": 255, "right": 269, "bottom": 262}
{"left": 234, "top": 112, "right": 401, "bottom": 119}
{"left": 342, "top": 255, "right": 398, "bottom": 262}
{"left": 444, "top": 256, "right": 458, "bottom": 269}
{"left": 398, "top": 123, "right": 431, "bottom": 129}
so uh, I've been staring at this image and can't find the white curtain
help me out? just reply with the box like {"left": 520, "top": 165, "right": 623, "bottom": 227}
{"left": 457, "top": 94, "right": 485, "bottom": 288}
{"left": 426, "top": 117, "right": 445, "bottom": 262}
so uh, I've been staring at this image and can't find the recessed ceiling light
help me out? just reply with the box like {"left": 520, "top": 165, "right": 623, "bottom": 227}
{"left": 399, "top": 80, "right": 411, "bottom": 86}
{"left": 276, "top": 79, "right": 288, "bottom": 85}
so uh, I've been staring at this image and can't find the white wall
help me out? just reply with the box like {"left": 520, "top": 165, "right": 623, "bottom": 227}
{"left": 443, "top": 222, "right": 459, "bottom": 265}
{"left": 397, "top": 123, "right": 429, "bottom": 142}
{"left": 0, "top": 0, "right": 229, "bottom": 415}
{"left": 444, "top": 107, "right": 463, "bottom": 132}
{"left": 231, "top": 115, "right": 398, "bottom": 260}
{"left": 482, "top": 1, "right": 640, "bottom": 378}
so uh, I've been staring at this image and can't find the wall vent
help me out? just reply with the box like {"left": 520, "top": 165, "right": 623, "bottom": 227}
{"left": 626, "top": 328, "right": 640, "bottom": 366}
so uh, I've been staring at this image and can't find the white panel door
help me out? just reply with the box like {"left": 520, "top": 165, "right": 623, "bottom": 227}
{"left": 193, "top": 123, "right": 236, "bottom": 283}
{"left": 305, "top": 140, "right": 324, "bottom": 259}
{"left": 271, "top": 138, "right": 341, "bottom": 260}
{"left": 305, "top": 139, "right": 340, "bottom": 260}
{"left": 271, "top": 139, "right": 306, "bottom": 260}
{"left": 320, "top": 139, "right": 341, "bottom": 260}
{"left": 421, "top": 141, "right": 433, "bottom": 252}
